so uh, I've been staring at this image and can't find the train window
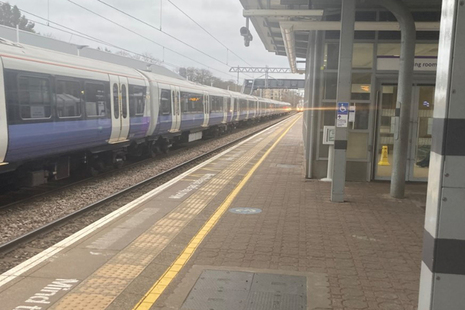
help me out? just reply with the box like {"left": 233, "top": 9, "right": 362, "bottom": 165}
{"left": 227, "top": 98, "right": 231, "bottom": 112}
{"left": 56, "top": 80, "right": 81, "bottom": 118}
{"left": 160, "top": 89, "right": 171, "bottom": 115}
{"left": 129, "top": 85, "right": 146, "bottom": 116}
{"left": 85, "top": 83, "right": 106, "bottom": 118}
{"left": 112, "top": 83, "right": 119, "bottom": 119}
{"left": 180, "top": 92, "right": 189, "bottom": 113}
{"left": 211, "top": 96, "right": 217, "bottom": 112}
{"left": 19, "top": 76, "right": 51, "bottom": 120}
{"left": 192, "top": 94, "right": 203, "bottom": 113}
{"left": 121, "top": 84, "right": 128, "bottom": 118}
{"left": 181, "top": 92, "right": 203, "bottom": 113}
{"left": 211, "top": 96, "right": 223, "bottom": 113}
{"left": 239, "top": 99, "right": 247, "bottom": 113}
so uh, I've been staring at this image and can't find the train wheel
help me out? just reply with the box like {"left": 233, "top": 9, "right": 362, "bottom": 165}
{"left": 114, "top": 154, "right": 125, "bottom": 169}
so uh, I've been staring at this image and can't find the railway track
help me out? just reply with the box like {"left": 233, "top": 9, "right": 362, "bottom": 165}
{"left": 0, "top": 116, "right": 288, "bottom": 210}
{"left": 0, "top": 115, "right": 293, "bottom": 259}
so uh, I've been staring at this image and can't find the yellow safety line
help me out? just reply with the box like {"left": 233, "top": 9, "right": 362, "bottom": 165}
{"left": 132, "top": 115, "right": 301, "bottom": 310}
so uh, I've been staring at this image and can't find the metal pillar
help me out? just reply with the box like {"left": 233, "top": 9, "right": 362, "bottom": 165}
{"left": 304, "top": 31, "right": 323, "bottom": 179}
{"left": 419, "top": 0, "right": 465, "bottom": 308}
{"left": 330, "top": 0, "right": 355, "bottom": 202}
{"left": 303, "top": 31, "right": 315, "bottom": 178}
{"left": 374, "top": 0, "right": 416, "bottom": 198}
{"left": 265, "top": 65, "right": 269, "bottom": 89}
{"left": 237, "top": 65, "right": 240, "bottom": 91}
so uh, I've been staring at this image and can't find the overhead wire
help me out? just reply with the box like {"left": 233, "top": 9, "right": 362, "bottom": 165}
{"left": 166, "top": 0, "right": 253, "bottom": 67}
{"left": 0, "top": 1, "right": 180, "bottom": 69}
{"left": 94, "top": 0, "right": 228, "bottom": 68}
{"left": 94, "top": 0, "right": 253, "bottom": 78}
{"left": 0, "top": 0, "right": 241, "bottom": 80}
{"left": 67, "top": 0, "right": 242, "bottom": 80}
{"left": 29, "top": 18, "right": 180, "bottom": 69}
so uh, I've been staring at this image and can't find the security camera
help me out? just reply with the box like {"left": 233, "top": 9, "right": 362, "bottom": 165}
{"left": 240, "top": 26, "right": 253, "bottom": 47}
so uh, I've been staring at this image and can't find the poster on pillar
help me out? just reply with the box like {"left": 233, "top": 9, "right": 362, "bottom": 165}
{"left": 337, "top": 102, "right": 349, "bottom": 127}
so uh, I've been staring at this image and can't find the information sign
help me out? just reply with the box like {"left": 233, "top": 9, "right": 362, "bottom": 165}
{"left": 349, "top": 105, "right": 356, "bottom": 122}
{"left": 337, "top": 102, "right": 349, "bottom": 127}
{"left": 323, "top": 126, "right": 335, "bottom": 145}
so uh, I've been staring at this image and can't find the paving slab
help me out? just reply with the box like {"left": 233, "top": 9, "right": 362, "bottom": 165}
{"left": 153, "top": 117, "right": 425, "bottom": 310}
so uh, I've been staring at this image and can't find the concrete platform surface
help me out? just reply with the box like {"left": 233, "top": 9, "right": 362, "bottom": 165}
{"left": 151, "top": 116, "right": 426, "bottom": 310}
{"left": 0, "top": 114, "right": 426, "bottom": 310}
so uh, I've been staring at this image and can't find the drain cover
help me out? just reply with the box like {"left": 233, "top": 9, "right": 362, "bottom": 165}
{"left": 229, "top": 208, "right": 262, "bottom": 214}
{"left": 181, "top": 270, "right": 306, "bottom": 310}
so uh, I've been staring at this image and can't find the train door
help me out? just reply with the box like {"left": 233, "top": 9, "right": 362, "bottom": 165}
{"left": 109, "top": 75, "right": 130, "bottom": 143}
{"left": 229, "top": 97, "right": 235, "bottom": 121}
{"left": 170, "top": 86, "right": 181, "bottom": 132}
{"left": 227, "top": 96, "right": 233, "bottom": 122}
{"left": 0, "top": 61, "right": 7, "bottom": 165}
{"left": 222, "top": 97, "right": 228, "bottom": 123}
{"left": 203, "top": 92, "right": 210, "bottom": 127}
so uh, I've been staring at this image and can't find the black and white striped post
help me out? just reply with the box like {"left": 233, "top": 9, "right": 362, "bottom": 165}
{"left": 418, "top": 0, "right": 465, "bottom": 308}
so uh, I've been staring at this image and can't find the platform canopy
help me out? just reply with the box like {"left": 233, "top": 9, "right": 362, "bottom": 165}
{"left": 239, "top": 0, "right": 442, "bottom": 73}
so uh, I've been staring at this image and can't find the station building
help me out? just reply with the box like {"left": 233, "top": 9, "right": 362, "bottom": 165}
{"left": 239, "top": 0, "right": 441, "bottom": 182}
{"left": 239, "top": 1, "right": 465, "bottom": 308}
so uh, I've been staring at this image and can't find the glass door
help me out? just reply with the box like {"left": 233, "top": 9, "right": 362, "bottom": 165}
{"left": 374, "top": 85, "right": 397, "bottom": 180}
{"left": 374, "top": 84, "right": 435, "bottom": 181}
{"left": 408, "top": 85, "right": 434, "bottom": 181}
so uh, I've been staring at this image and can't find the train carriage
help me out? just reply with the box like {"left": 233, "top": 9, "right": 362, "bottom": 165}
{"left": 0, "top": 39, "right": 291, "bottom": 186}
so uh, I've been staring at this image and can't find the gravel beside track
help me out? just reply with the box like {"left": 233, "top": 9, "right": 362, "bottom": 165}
{"left": 0, "top": 115, "right": 292, "bottom": 273}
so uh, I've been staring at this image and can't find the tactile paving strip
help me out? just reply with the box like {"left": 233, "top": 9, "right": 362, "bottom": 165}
{"left": 181, "top": 270, "right": 307, "bottom": 310}
{"left": 50, "top": 125, "right": 287, "bottom": 310}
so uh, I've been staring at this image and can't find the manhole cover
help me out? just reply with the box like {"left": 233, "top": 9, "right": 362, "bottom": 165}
{"left": 181, "top": 270, "right": 306, "bottom": 310}
{"left": 229, "top": 208, "right": 262, "bottom": 214}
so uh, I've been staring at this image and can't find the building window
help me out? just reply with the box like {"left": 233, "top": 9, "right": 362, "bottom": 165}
{"left": 323, "top": 72, "right": 338, "bottom": 100}
{"left": 351, "top": 73, "right": 371, "bottom": 100}
{"left": 324, "top": 43, "right": 374, "bottom": 70}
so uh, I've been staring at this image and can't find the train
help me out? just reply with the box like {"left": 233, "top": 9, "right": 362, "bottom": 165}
{"left": 0, "top": 38, "right": 291, "bottom": 187}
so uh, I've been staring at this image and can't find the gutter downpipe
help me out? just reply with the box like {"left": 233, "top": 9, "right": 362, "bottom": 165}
{"left": 374, "top": 0, "right": 416, "bottom": 198}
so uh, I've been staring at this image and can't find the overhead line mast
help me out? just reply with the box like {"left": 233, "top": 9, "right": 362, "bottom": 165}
{"left": 230, "top": 66, "right": 294, "bottom": 91}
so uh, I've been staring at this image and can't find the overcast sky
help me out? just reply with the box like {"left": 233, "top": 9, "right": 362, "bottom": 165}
{"left": 8, "top": 0, "right": 294, "bottom": 82}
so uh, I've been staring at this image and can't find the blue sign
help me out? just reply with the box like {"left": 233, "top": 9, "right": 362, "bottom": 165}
{"left": 337, "top": 102, "right": 349, "bottom": 115}
{"left": 229, "top": 207, "right": 262, "bottom": 214}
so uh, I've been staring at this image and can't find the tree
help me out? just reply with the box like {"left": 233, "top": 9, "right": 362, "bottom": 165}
{"left": 177, "top": 67, "right": 240, "bottom": 91}
{"left": 282, "top": 90, "right": 303, "bottom": 107}
{"left": 0, "top": 3, "right": 35, "bottom": 32}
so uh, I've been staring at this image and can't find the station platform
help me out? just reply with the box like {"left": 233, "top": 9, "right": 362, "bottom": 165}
{"left": 0, "top": 114, "right": 426, "bottom": 310}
